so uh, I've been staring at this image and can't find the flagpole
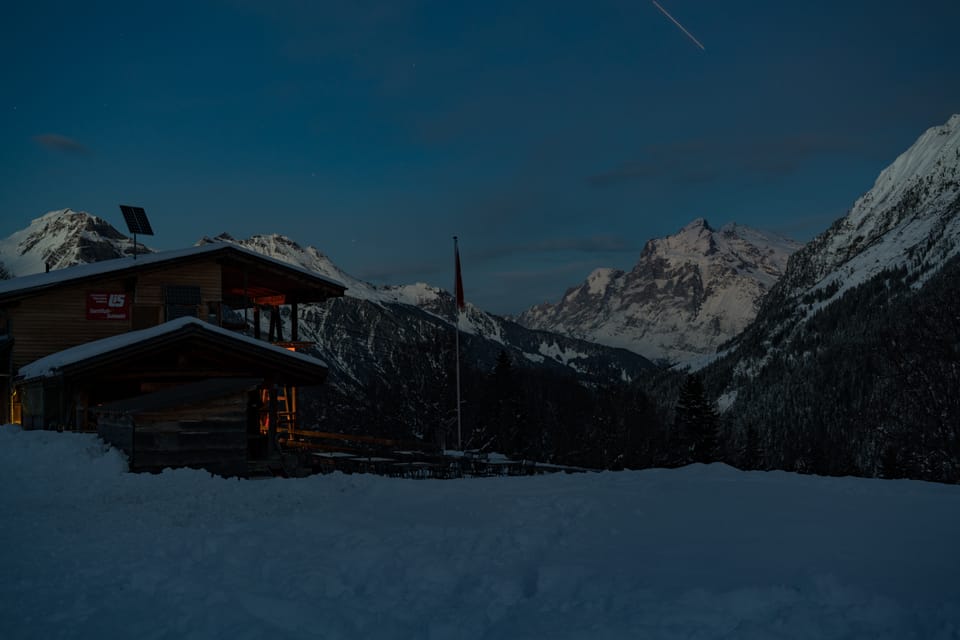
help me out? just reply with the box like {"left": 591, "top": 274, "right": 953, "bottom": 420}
{"left": 455, "top": 309, "right": 462, "bottom": 451}
{"left": 453, "top": 236, "right": 463, "bottom": 452}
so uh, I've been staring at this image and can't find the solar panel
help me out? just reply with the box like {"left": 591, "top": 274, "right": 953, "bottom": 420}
{"left": 119, "top": 205, "right": 155, "bottom": 236}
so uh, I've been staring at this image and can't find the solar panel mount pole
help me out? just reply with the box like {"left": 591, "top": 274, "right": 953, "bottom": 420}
{"left": 119, "top": 205, "right": 156, "bottom": 261}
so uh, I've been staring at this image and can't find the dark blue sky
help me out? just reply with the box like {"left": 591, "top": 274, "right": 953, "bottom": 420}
{"left": 2, "top": 0, "right": 958, "bottom": 313}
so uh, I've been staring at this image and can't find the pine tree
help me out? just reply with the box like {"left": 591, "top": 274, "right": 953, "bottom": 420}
{"left": 674, "top": 374, "right": 720, "bottom": 464}
{"left": 880, "top": 444, "right": 904, "bottom": 479}
{"left": 487, "top": 350, "right": 525, "bottom": 456}
{"left": 739, "top": 423, "right": 761, "bottom": 470}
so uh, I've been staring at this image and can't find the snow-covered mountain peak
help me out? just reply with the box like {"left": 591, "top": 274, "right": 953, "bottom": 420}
{"left": 769, "top": 114, "right": 960, "bottom": 309}
{"left": 643, "top": 217, "right": 715, "bottom": 262}
{"left": 682, "top": 217, "right": 712, "bottom": 231}
{"left": 844, "top": 114, "right": 959, "bottom": 234}
{"left": 518, "top": 219, "right": 802, "bottom": 363}
{"left": 0, "top": 208, "right": 144, "bottom": 277}
{"left": 722, "top": 113, "right": 960, "bottom": 390}
{"left": 706, "top": 117, "right": 960, "bottom": 479}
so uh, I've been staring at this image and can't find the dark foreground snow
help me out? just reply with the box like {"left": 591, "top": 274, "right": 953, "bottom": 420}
{"left": 1, "top": 427, "right": 959, "bottom": 639}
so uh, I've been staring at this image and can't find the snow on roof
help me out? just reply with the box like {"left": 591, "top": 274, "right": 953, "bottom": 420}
{"left": 17, "top": 317, "right": 328, "bottom": 381}
{"left": 0, "top": 242, "right": 346, "bottom": 300}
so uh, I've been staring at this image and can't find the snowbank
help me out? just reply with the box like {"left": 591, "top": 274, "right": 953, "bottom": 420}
{"left": 1, "top": 427, "right": 958, "bottom": 639}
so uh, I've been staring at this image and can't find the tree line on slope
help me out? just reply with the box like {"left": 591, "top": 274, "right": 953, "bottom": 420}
{"left": 702, "top": 254, "right": 960, "bottom": 484}
{"left": 303, "top": 335, "right": 736, "bottom": 472}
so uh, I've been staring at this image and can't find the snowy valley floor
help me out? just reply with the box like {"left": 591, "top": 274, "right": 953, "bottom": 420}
{"left": 1, "top": 428, "right": 959, "bottom": 640}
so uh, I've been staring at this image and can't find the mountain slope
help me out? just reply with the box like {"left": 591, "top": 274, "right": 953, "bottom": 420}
{"left": 705, "top": 113, "right": 960, "bottom": 482}
{"left": 517, "top": 219, "right": 800, "bottom": 364}
{"left": 199, "top": 233, "right": 654, "bottom": 389}
{"left": 725, "top": 114, "right": 960, "bottom": 373}
{"left": 760, "top": 113, "right": 960, "bottom": 321}
{"left": 191, "top": 234, "right": 658, "bottom": 454}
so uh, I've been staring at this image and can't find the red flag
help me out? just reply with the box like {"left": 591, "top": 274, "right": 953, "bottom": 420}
{"left": 454, "top": 237, "right": 465, "bottom": 311}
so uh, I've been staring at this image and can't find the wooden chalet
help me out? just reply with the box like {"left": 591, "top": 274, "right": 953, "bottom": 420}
{"left": 0, "top": 243, "right": 345, "bottom": 474}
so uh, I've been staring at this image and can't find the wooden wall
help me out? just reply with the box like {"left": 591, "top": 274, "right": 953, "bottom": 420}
{"left": 134, "top": 262, "right": 222, "bottom": 316}
{"left": 97, "top": 392, "right": 248, "bottom": 477}
{"left": 98, "top": 413, "right": 134, "bottom": 458}
{"left": 7, "top": 260, "right": 223, "bottom": 372}
{"left": 9, "top": 276, "right": 132, "bottom": 372}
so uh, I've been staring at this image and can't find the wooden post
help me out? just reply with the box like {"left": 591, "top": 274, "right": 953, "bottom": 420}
{"left": 242, "top": 268, "right": 249, "bottom": 336}
{"left": 269, "top": 306, "right": 283, "bottom": 342}
{"left": 253, "top": 305, "right": 261, "bottom": 340}
{"left": 267, "top": 385, "right": 278, "bottom": 457}
{"left": 291, "top": 302, "right": 299, "bottom": 342}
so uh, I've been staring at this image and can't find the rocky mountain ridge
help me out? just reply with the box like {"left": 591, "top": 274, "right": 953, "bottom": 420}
{"left": 728, "top": 113, "right": 960, "bottom": 372}
{"left": 800, "top": 114, "right": 960, "bottom": 294}
{"left": 517, "top": 219, "right": 801, "bottom": 364}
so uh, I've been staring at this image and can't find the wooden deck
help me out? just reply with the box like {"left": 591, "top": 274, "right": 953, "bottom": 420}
{"left": 275, "top": 429, "right": 585, "bottom": 479}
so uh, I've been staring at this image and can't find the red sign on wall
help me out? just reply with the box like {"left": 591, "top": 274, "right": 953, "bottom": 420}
{"left": 87, "top": 292, "right": 130, "bottom": 320}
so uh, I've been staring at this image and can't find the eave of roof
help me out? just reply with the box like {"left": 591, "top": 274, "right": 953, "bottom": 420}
{"left": 0, "top": 242, "right": 346, "bottom": 304}
{"left": 17, "top": 317, "right": 329, "bottom": 383}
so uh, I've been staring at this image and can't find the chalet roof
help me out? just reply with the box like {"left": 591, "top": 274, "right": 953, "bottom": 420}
{"left": 93, "top": 377, "right": 264, "bottom": 415}
{"left": 0, "top": 242, "right": 347, "bottom": 305}
{"left": 17, "top": 317, "right": 329, "bottom": 384}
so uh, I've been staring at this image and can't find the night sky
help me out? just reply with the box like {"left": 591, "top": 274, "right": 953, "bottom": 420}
{"left": 2, "top": 1, "right": 958, "bottom": 314}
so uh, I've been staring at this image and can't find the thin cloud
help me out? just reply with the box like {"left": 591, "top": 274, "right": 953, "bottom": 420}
{"left": 493, "top": 260, "right": 609, "bottom": 285}
{"left": 472, "top": 235, "right": 637, "bottom": 261}
{"left": 33, "top": 133, "right": 89, "bottom": 154}
{"left": 588, "top": 133, "right": 865, "bottom": 188}
{"left": 356, "top": 259, "right": 445, "bottom": 283}
{"left": 485, "top": 261, "right": 618, "bottom": 312}
{"left": 355, "top": 235, "right": 635, "bottom": 284}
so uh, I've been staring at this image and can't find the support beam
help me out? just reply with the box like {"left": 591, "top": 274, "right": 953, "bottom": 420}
{"left": 252, "top": 295, "right": 286, "bottom": 306}
{"left": 291, "top": 302, "right": 299, "bottom": 342}
{"left": 267, "top": 305, "right": 283, "bottom": 342}
{"left": 267, "top": 385, "right": 278, "bottom": 457}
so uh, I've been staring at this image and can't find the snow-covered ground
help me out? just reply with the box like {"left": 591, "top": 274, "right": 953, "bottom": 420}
{"left": 2, "top": 427, "right": 959, "bottom": 639}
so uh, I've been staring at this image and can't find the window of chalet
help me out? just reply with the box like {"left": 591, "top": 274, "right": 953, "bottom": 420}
{"left": 164, "top": 285, "right": 202, "bottom": 321}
